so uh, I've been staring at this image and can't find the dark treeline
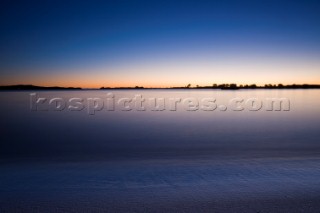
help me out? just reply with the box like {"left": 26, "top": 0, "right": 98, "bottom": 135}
{"left": 0, "top": 85, "right": 82, "bottom": 90}
{"left": 168, "top": 83, "right": 320, "bottom": 90}
{"left": 100, "top": 83, "right": 320, "bottom": 90}
{"left": 1, "top": 84, "right": 320, "bottom": 90}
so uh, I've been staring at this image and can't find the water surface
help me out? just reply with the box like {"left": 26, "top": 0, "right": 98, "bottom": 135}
{"left": 1, "top": 89, "right": 320, "bottom": 212}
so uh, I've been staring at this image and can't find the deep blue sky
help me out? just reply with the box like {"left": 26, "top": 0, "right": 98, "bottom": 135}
{"left": 1, "top": 0, "right": 320, "bottom": 87}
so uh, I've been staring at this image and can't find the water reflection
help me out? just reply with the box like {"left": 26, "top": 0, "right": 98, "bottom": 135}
{"left": 0, "top": 89, "right": 319, "bottom": 160}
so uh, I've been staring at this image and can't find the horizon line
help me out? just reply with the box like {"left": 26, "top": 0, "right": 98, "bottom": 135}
{"left": 1, "top": 83, "right": 320, "bottom": 90}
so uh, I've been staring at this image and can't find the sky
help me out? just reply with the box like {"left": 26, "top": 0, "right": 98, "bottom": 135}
{"left": 0, "top": 0, "right": 320, "bottom": 88}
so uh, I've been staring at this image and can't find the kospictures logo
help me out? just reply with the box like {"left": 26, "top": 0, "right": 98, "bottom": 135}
{"left": 30, "top": 93, "right": 290, "bottom": 115}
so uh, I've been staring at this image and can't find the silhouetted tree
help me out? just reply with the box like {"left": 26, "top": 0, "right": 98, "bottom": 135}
{"left": 250, "top": 84, "right": 257, "bottom": 88}
{"left": 230, "top": 84, "right": 237, "bottom": 89}
{"left": 218, "top": 84, "right": 226, "bottom": 88}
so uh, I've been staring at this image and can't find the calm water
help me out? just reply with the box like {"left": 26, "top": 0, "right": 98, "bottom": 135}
{"left": 1, "top": 90, "right": 320, "bottom": 212}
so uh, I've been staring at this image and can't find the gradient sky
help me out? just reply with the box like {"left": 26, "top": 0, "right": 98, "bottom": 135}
{"left": 0, "top": 0, "right": 320, "bottom": 88}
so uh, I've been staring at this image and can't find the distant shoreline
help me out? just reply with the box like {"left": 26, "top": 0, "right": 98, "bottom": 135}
{"left": 1, "top": 84, "right": 320, "bottom": 91}
{"left": 0, "top": 85, "right": 82, "bottom": 91}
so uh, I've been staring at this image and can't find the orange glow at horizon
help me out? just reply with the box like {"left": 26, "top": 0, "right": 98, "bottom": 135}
{"left": 2, "top": 74, "right": 320, "bottom": 89}
{"left": 1, "top": 56, "right": 320, "bottom": 88}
